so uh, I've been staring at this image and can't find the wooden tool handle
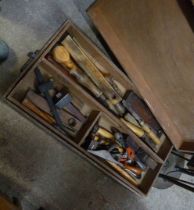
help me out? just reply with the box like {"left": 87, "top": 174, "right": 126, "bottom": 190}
{"left": 121, "top": 118, "right": 145, "bottom": 137}
{"left": 22, "top": 98, "right": 55, "bottom": 125}
{"left": 53, "top": 45, "right": 103, "bottom": 98}
{"left": 108, "top": 161, "right": 138, "bottom": 186}
{"left": 52, "top": 45, "right": 77, "bottom": 70}
{"left": 124, "top": 164, "right": 143, "bottom": 176}
{"left": 97, "top": 127, "right": 114, "bottom": 139}
{"left": 141, "top": 122, "right": 160, "bottom": 145}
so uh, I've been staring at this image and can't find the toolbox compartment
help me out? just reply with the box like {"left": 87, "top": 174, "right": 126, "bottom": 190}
{"left": 4, "top": 21, "right": 172, "bottom": 196}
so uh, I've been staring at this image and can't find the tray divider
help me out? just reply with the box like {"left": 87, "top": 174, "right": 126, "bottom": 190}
{"left": 76, "top": 111, "right": 101, "bottom": 145}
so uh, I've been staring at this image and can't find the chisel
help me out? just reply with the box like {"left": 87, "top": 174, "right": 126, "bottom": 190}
{"left": 123, "top": 91, "right": 161, "bottom": 145}
{"left": 88, "top": 150, "right": 139, "bottom": 185}
{"left": 52, "top": 45, "right": 120, "bottom": 115}
{"left": 62, "top": 35, "right": 122, "bottom": 104}
{"left": 108, "top": 161, "right": 139, "bottom": 186}
{"left": 52, "top": 45, "right": 104, "bottom": 99}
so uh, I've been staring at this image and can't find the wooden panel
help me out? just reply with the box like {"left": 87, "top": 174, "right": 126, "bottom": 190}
{"left": 88, "top": 0, "right": 194, "bottom": 151}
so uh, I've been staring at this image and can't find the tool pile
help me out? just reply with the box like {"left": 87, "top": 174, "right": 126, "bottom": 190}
{"left": 83, "top": 124, "right": 157, "bottom": 186}
{"left": 50, "top": 34, "right": 165, "bottom": 152}
{"left": 22, "top": 68, "right": 86, "bottom": 137}
{"left": 19, "top": 33, "right": 164, "bottom": 188}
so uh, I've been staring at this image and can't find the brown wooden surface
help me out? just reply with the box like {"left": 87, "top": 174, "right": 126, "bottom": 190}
{"left": 88, "top": 0, "right": 194, "bottom": 151}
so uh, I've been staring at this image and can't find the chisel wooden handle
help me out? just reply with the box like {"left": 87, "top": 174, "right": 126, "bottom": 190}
{"left": 52, "top": 45, "right": 76, "bottom": 70}
{"left": 108, "top": 161, "right": 138, "bottom": 186}
{"left": 96, "top": 127, "right": 114, "bottom": 139}
{"left": 140, "top": 122, "right": 161, "bottom": 145}
{"left": 52, "top": 45, "right": 103, "bottom": 98}
{"left": 121, "top": 118, "right": 160, "bottom": 145}
{"left": 121, "top": 118, "right": 145, "bottom": 137}
{"left": 22, "top": 98, "right": 55, "bottom": 125}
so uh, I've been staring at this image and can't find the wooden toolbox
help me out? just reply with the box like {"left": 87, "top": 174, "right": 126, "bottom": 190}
{"left": 5, "top": 0, "right": 193, "bottom": 196}
{"left": 4, "top": 21, "right": 172, "bottom": 197}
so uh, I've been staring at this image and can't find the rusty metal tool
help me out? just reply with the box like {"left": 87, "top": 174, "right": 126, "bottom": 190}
{"left": 22, "top": 97, "right": 75, "bottom": 134}
{"left": 24, "top": 89, "right": 82, "bottom": 132}
{"left": 123, "top": 90, "right": 162, "bottom": 133}
{"left": 123, "top": 91, "right": 161, "bottom": 145}
{"left": 34, "top": 68, "right": 67, "bottom": 134}
{"left": 54, "top": 91, "right": 86, "bottom": 122}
